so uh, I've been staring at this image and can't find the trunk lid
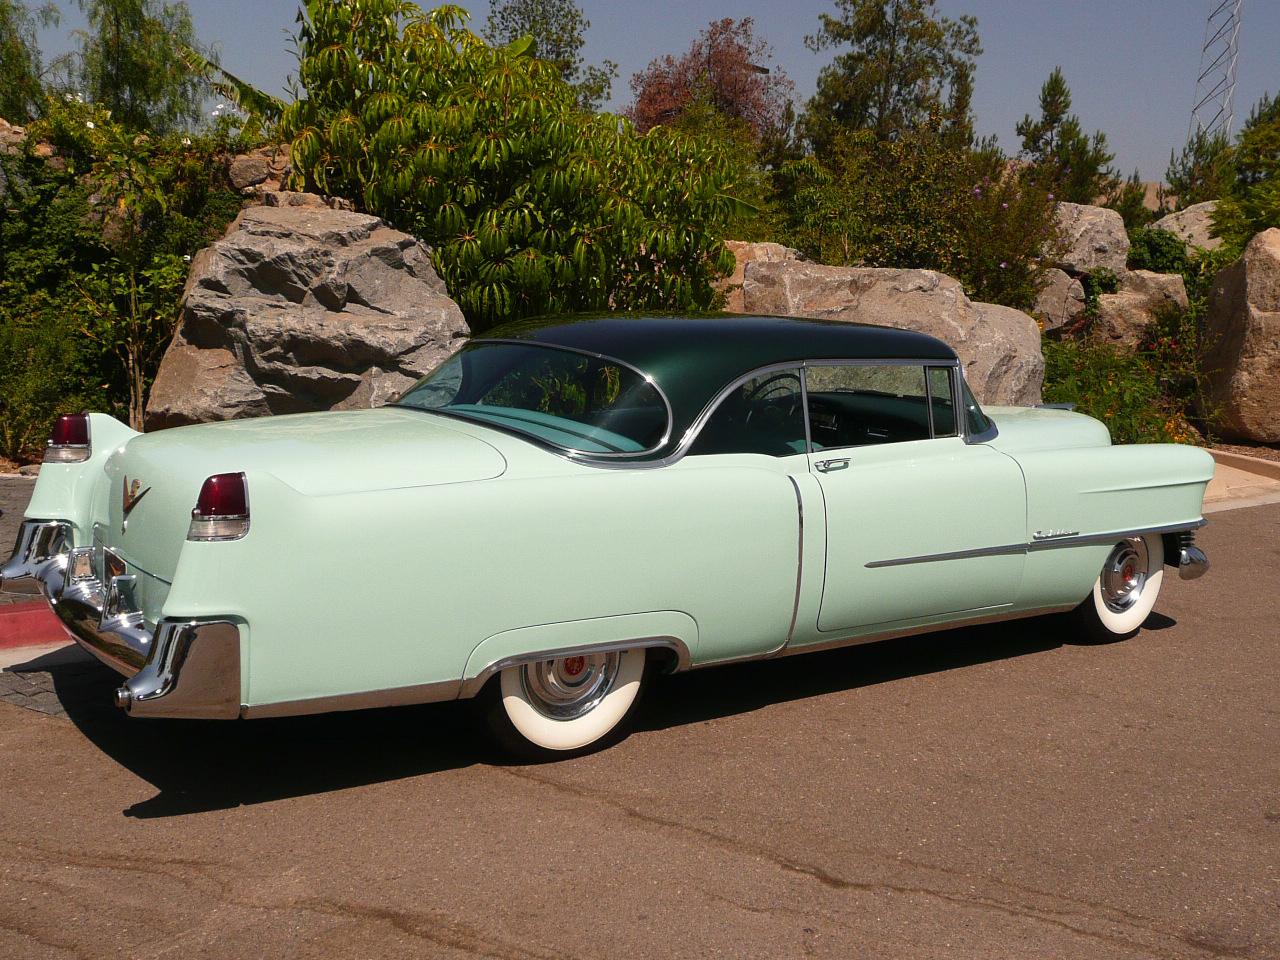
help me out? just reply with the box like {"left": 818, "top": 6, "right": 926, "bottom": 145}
{"left": 100, "top": 408, "right": 507, "bottom": 580}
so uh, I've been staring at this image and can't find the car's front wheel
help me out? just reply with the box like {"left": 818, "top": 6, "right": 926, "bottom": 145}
{"left": 1074, "top": 534, "right": 1165, "bottom": 642}
{"left": 483, "top": 648, "right": 647, "bottom": 760}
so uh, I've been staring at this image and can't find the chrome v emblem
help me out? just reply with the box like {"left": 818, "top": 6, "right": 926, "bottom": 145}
{"left": 122, "top": 477, "right": 151, "bottom": 517}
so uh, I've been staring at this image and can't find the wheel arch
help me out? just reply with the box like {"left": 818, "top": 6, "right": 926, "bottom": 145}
{"left": 458, "top": 611, "right": 697, "bottom": 700}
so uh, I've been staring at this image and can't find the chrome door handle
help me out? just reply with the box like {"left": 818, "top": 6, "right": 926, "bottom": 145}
{"left": 814, "top": 458, "right": 849, "bottom": 473}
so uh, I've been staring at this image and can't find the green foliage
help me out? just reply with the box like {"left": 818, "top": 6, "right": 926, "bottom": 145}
{"left": 0, "top": 97, "right": 245, "bottom": 442}
{"left": 482, "top": 0, "right": 617, "bottom": 112}
{"left": 801, "top": 0, "right": 981, "bottom": 152}
{"left": 1042, "top": 330, "right": 1200, "bottom": 445}
{"left": 1166, "top": 129, "right": 1232, "bottom": 206}
{"left": 774, "top": 125, "right": 1059, "bottom": 309}
{"left": 72, "top": 0, "right": 207, "bottom": 134}
{"left": 1210, "top": 93, "right": 1280, "bottom": 251}
{"left": 1127, "top": 227, "right": 1190, "bottom": 274}
{"left": 1015, "top": 67, "right": 1116, "bottom": 204}
{"left": 0, "top": 0, "right": 57, "bottom": 122}
{"left": 283, "top": 0, "right": 742, "bottom": 331}
{"left": 0, "top": 141, "right": 118, "bottom": 459}
{"left": 1104, "top": 170, "right": 1155, "bottom": 229}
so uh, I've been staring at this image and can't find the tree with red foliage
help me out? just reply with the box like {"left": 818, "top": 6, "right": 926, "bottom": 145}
{"left": 627, "top": 18, "right": 794, "bottom": 142}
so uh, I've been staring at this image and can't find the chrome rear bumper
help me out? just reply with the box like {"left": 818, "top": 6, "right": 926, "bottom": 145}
{"left": 2, "top": 519, "right": 241, "bottom": 719}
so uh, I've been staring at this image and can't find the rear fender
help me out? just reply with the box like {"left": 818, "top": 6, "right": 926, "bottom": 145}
{"left": 459, "top": 611, "right": 698, "bottom": 699}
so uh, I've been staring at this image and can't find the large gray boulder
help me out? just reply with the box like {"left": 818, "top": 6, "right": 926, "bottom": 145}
{"left": 1033, "top": 267, "right": 1087, "bottom": 335}
{"left": 742, "top": 261, "right": 1043, "bottom": 406}
{"left": 1202, "top": 228, "right": 1280, "bottom": 442}
{"left": 719, "top": 241, "right": 804, "bottom": 312}
{"left": 1152, "top": 201, "right": 1222, "bottom": 252}
{"left": 1094, "top": 270, "right": 1190, "bottom": 349}
{"left": 1051, "top": 202, "right": 1129, "bottom": 275}
{"left": 146, "top": 203, "right": 469, "bottom": 430}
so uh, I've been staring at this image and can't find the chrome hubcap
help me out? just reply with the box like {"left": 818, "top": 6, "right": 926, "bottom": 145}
{"left": 520, "top": 653, "right": 620, "bottom": 720}
{"left": 1101, "top": 538, "right": 1148, "bottom": 613}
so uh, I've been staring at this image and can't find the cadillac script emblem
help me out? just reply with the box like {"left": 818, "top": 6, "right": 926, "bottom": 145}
{"left": 121, "top": 477, "right": 151, "bottom": 530}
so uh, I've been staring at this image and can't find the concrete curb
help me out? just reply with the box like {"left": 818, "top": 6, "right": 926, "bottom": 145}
{"left": 1210, "top": 449, "right": 1280, "bottom": 481}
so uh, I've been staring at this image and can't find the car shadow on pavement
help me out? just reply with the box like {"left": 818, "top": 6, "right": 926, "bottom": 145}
{"left": 636, "top": 614, "right": 1080, "bottom": 733}
{"left": 41, "top": 658, "right": 492, "bottom": 819}
{"left": 31, "top": 611, "right": 1156, "bottom": 817}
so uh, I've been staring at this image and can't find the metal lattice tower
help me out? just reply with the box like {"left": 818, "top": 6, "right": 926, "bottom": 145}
{"left": 1189, "top": 0, "right": 1243, "bottom": 141}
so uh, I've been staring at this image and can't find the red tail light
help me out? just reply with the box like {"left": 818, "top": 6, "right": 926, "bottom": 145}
{"left": 44, "top": 414, "right": 91, "bottom": 463}
{"left": 187, "top": 473, "right": 250, "bottom": 541}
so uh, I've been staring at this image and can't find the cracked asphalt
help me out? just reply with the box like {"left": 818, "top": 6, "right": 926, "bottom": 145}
{"left": 0, "top": 493, "right": 1277, "bottom": 958}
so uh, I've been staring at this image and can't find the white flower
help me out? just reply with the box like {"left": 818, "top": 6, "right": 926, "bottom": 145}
{"left": 182, "top": 137, "right": 191, "bottom": 145}
{"left": 85, "top": 121, "right": 95, "bottom": 129}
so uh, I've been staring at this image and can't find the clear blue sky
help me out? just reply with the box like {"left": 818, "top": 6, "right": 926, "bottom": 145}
{"left": 37, "top": 0, "right": 1280, "bottom": 184}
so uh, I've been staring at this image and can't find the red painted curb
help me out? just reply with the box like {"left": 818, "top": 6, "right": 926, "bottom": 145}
{"left": 0, "top": 602, "right": 68, "bottom": 649}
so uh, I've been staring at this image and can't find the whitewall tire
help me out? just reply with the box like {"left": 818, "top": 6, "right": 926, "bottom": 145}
{"left": 1075, "top": 535, "right": 1165, "bottom": 642}
{"left": 484, "top": 648, "right": 647, "bottom": 760}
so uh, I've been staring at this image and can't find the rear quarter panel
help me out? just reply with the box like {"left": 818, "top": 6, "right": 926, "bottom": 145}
{"left": 160, "top": 456, "right": 802, "bottom": 709}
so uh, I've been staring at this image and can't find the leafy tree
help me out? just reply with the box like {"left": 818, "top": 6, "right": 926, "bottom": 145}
{"left": 1211, "top": 93, "right": 1280, "bottom": 251}
{"left": 801, "top": 0, "right": 981, "bottom": 153}
{"left": 0, "top": 0, "right": 57, "bottom": 122}
{"left": 1104, "top": 169, "right": 1155, "bottom": 229}
{"left": 482, "top": 0, "right": 616, "bottom": 112}
{"left": 72, "top": 0, "right": 206, "bottom": 133}
{"left": 1166, "top": 129, "right": 1233, "bottom": 207}
{"left": 1015, "top": 67, "right": 1116, "bottom": 204}
{"left": 774, "top": 124, "right": 1059, "bottom": 309}
{"left": 627, "top": 18, "right": 795, "bottom": 143}
{"left": 284, "top": 0, "right": 744, "bottom": 331}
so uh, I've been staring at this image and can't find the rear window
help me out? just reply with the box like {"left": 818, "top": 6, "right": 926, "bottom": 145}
{"left": 395, "top": 342, "right": 670, "bottom": 457}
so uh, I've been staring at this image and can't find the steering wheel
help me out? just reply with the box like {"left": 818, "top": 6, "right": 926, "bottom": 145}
{"left": 743, "top": 372, "right": 801, "bottom": 425}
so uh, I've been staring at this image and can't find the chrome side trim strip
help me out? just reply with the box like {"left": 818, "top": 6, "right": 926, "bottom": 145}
{"left": 1025, "top": 520, "right": 1208, "bottom": 551}
{"left": 866, "top": 542, "right": 1027, "bottom": 568}
{"left": 458, "top": 635, "right": 692, "bottom": 700}
{"left": 866, "top": 520, "right": 1209, "bottom": 569}
{"left": 242, "top": 679, "right": 462, "bottom": 719}
{"left": 785, "top": 476, "right": 804, "bottom": 646}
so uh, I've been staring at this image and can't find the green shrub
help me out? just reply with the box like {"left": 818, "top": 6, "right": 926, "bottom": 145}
{"left": 1127, "top": 227, "right": 1191, "bottom": 275}
{"left": 282, "top": 1, "right": 744, "bottom": 331}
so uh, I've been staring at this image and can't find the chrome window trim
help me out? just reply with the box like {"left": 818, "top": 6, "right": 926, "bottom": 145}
{"left": 395, "top": 338, "right": 676, "bottom": 462}
{"left": 865, "top": 520, "right": 1209, "bottom": 569}
{"left": 785, "top": 476, "right": 805, "bottom": 645}
{"left": 540, "top": 355, "right": 995, "bottom": 471}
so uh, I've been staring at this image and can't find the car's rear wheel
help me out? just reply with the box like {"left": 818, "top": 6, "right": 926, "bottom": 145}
{"left": 1074, "top": 534, "right": 1164, "bottom": 642}
{"left": 483, "top": 648, "right": 647, "bottom": 760}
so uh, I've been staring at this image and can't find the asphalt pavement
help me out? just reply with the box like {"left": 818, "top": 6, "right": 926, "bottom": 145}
{"left": 0, "top": 461, "right": 1277, "bottom": 959}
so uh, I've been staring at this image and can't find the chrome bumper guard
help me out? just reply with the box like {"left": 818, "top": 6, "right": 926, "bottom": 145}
{"left": 1171, "top": 529, "right": 1209, "bottom": 581}
{"left": 1, "top": 519, "right": 241, "bottom": 719}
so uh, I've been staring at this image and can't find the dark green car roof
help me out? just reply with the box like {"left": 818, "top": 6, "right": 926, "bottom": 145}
{"left": 474, "top": 313, "right": 960, "bottom": 460}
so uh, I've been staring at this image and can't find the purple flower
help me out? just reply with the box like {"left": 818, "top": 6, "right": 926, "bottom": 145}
{"left": 999, "top": 262, "right": 1008, "bottom": 269}
{"left": 1001, "top": 202, "right": 1008, "bottom": 209}
{"left": 1047, "top": 193, "right": 1055, "bottom": 200}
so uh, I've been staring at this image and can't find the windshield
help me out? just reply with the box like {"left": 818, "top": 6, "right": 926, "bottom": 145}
{"left": 394, "top": 342, "right": 671, "bottom": 457}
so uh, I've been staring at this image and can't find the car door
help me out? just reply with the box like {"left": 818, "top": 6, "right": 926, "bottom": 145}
{"left": 803, "top": 362, "right": 1028, "bottom": 635}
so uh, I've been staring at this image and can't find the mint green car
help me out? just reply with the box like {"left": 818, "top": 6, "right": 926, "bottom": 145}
{"left": 2, "top": 314, "right": 1213, "bottom": 758}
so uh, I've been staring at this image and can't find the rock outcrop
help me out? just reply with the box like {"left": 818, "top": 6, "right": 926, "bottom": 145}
{"left": 1152, "top": 201, "right": 1222, "bottom": 253}
{"left": 227, "top": 144, "right": 292, "bottom": 197}
{"left": 1202, "top": 228, "right": 1280, "bottom": 442}
{"left": 146, "top": 203, "right": 469, "bottom": 430}
{"left": 1050, "top": 202, "right": 1129, "bottom": 275}
{"left": 1033, "top": 268, "right": 1087, "bottom": 335}
{"left": 719, "top": 241, "right": 803, "bottom": 312}
{"left": 742, "top": 261, "right": 1043, "bottom": 406}
{"left": 1093, "top": 270, "right": 1190, "bottom": 349}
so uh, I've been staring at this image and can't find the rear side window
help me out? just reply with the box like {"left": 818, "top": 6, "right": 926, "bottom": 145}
{"left": 806, "top": 364, "right": 936, "bottom": 448}
{"left": 688, "top": 368, "right": 807, "bottom": 457}
{"left": 396, "top": 342, "right": 670, "bottom": 456}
